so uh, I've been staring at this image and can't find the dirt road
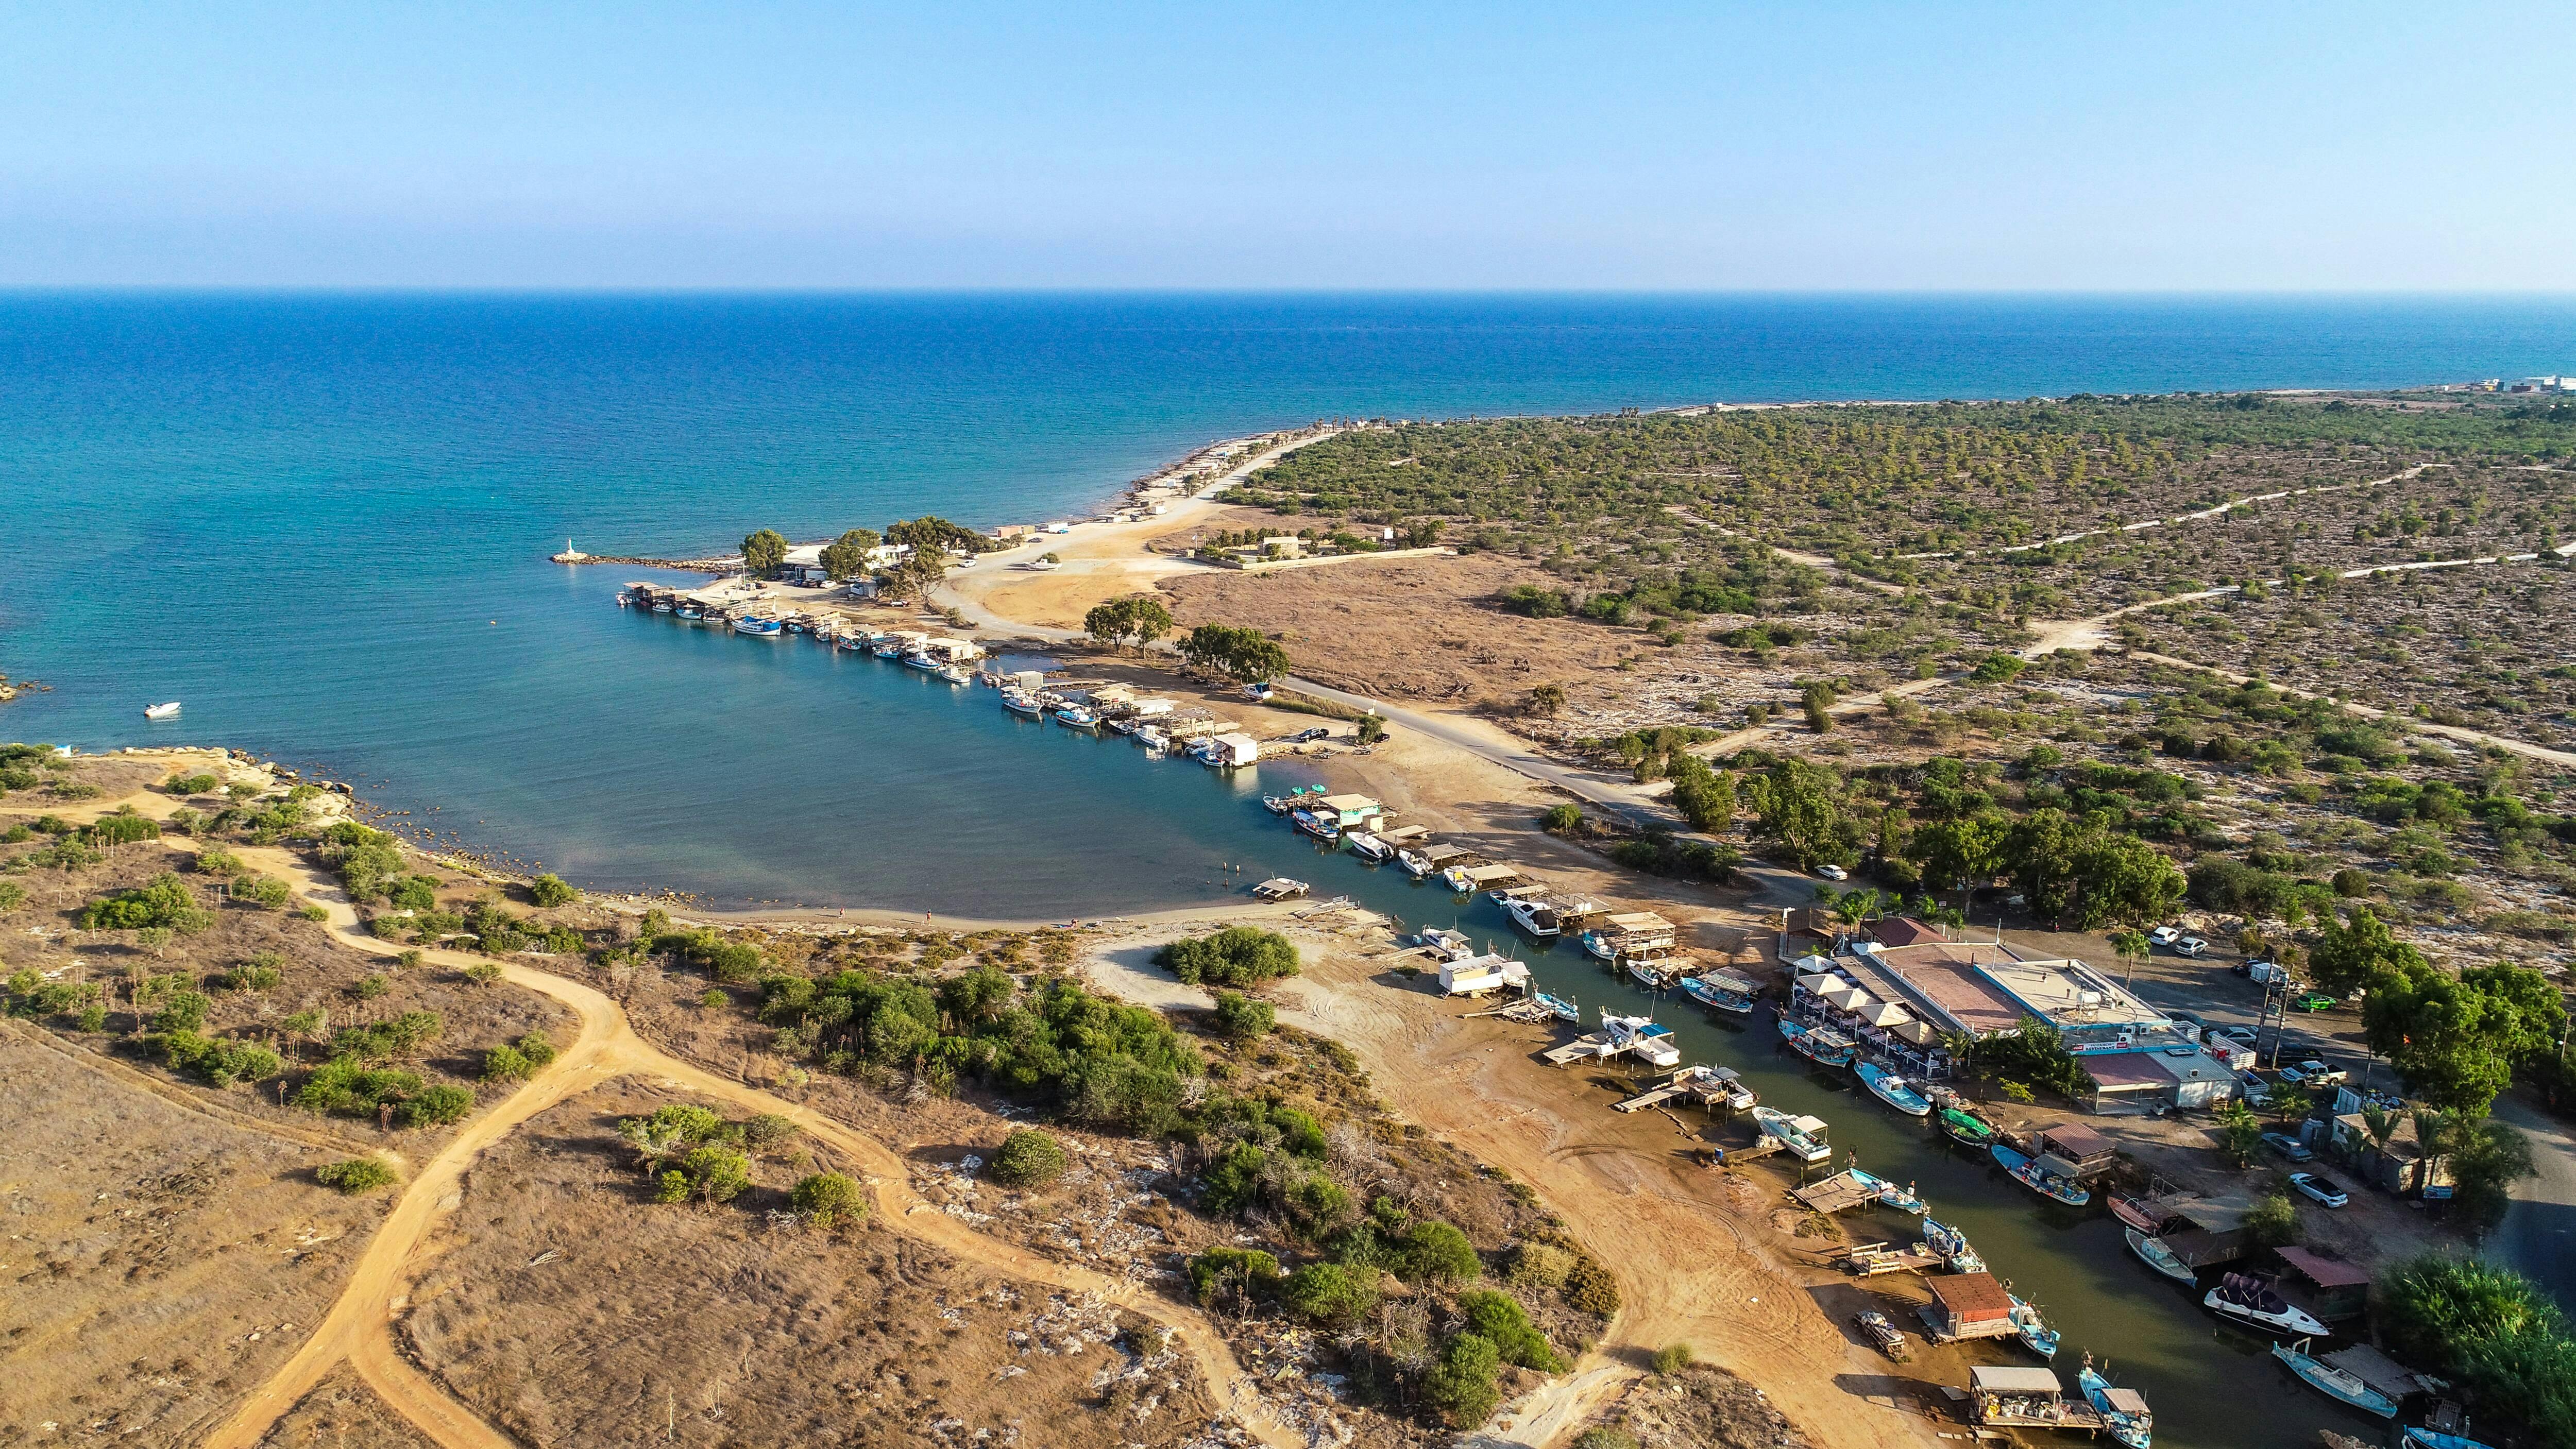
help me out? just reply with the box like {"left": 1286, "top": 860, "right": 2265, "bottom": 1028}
{"left": 161, "top": 840, "right": 1306, "bottom": 1449}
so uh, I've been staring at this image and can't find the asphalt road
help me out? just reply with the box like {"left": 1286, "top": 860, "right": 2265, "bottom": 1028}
{"left": 2490, "top": 1092, "right": 2576, "bottom": 1310}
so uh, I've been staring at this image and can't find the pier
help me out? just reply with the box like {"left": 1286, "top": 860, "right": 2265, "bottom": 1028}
{"left": 1792, "top": 1169, "right": 1888, "bottom": 1216}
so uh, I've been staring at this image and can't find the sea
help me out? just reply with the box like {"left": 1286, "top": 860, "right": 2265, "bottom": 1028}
{"left": 7, "top": 292, "right": 2575, "bottom": 1447}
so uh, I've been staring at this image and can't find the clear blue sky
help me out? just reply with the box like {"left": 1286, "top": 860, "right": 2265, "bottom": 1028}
{"left": 5, "top": 2, "right": 2569, "bottom": 289}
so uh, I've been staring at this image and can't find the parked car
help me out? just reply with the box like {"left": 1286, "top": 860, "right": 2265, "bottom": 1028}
{"left": 2292, "top": 1060, "right": 2346, "bottom": 1086}
{"left": 2148, "top": 926, "right": 2182, "bottom": 946}
{"left": 2289, "top": 1172, "right": 2349, "bottom": 1208}
{"left": 2214, "top": 1024, "right": 2260, "bottom": 1046}
{"left": 2174, "top": 935, "right": 2208, "bottom": 958}
{"left": 1818, "top": 864, "right": 1849, "bottom": 881}
{"left": 2260, "top": 1131, "right": 2315, "bottom": 1162}
{"left": 2292, "top": 992, "right": 2337, "bottom": 1013}
{"left": 1289, "top": 727, "right": 1331, "bottom": 743}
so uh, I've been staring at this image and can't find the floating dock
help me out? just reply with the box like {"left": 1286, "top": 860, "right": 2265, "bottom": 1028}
{"left": 1793, "top": 1169, "right": 1888, "bottom": 1216}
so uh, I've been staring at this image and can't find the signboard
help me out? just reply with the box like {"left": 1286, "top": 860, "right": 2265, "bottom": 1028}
{"left": 2422, "top": 1185, "right": 2454, "bottom": 1201}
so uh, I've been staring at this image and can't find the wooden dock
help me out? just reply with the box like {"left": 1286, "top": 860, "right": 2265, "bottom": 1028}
{"left": 1613, "top": 1066, "right": 1717, "bottom": 1113}
{"left": 1543, "top": 1034, "right": 1612, "bottom": 1066}
{"left": 1843, "top": 1242, "right": 1943, "bottom": 1277}
{"left": 1704, "top": 1137, "right": 1783, "bottom": 1166}
{"left": 1793, "top": 1169, "right": 1886, "bottom": 1216}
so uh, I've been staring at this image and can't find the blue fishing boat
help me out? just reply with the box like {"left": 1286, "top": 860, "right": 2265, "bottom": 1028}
{"left": 2273, "top": 1338, "right": 2399, "bottom": 1418}
{"left": 2008, "top": 1291, "right": 2060, "bottom": 1359}
{"left": 1993, "top": 1143, "right": 2091, "bottom": 1206}
{"left": 1845, "top": 1167, "right": 1926, "bottom": 1215}
{"left": 1532, "top": 991, "right": 1580, "bottom": 1023}
{"left": 732, "top": 615, "right": 783, "bottom": 636}
{"left": 1680, "top": 971, "right": 1757, "bottom": 1014}
{"left": 2124, "top": 1226, "right": 2197, "bottom": 1285}
{"left": 1919, "top": 1217, "right": 1984, "bottom": 1274}
{"left": 1776, "top": 1017, "right": 1857, "bottom": 1068}
{"left": 2404, "top": 1430, "right": 2496, "bottom": 1449}
{"left": 2079, "top": 1359, "right": 2152, "bottom": 1448}
{"left": 1856, "top": 1062, "right": 1931, "bottom": 1116}
{"left": 1291, "top": 808, "right": 1342, "bottom": 843}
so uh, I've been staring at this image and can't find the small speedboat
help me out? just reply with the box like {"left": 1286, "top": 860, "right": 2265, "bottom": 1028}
{"left": 1856, "top": 1063, "right": 1931, "bottom": 1116}
{"left": 2125, "top": 1227, "right": 2198, "bottom": 1285}
{"left": 1846, "top": 1167, "right": 1925, "bottom": 1215}
{"left": 1261, "top": 794, "right": 1295, "bottom": 815}
{"left": 2208, "top": 1273, "right": 2329, "bottom": 1337}
{"left": 2079, "top": 1359, "right": 2153, "bottom": 1448}
{"left": 2272, "top": 1338, "right": 2398, "bottom": 1418}
{"left": 1919, "top": 1217, "right": 1984, "bottom": 1275}
{"left": 2008, "top": 1291, "right": 2060, "bottom": 1359}
{"left": 1625, "top": 958, "right": 1671, "bottom": 988}
{"left": 1397, "top": 849, "right": 1438, "bottom": 877}
{"left": 1346, "top": 831, "right": 1392, "bottom": 862}
{"left": 936, "top": 664, "right": 972, "bottom": 685}
{"left": 2404, "top": 1430, "right": 2498, "bottom": 1449}
{"left": 1499, "top": 893, "right": 1561, "bottom": 939}
{"left": 143, "top": 702, "right": 182, "bottom": 720}
{"left": 1135, "top": 726, "right": 1170, "bottom": 752}
{"left": 1993, "top": 1143, "right": 2090, "bottom": 1206}
{"left": 1532, "top": 991, "right": 1580, "bottom": 1023}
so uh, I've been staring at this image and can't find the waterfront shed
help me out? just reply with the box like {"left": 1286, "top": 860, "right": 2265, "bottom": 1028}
{"left": 1205, "top": 733, "right": 1261, "bottom": 767}
{"left": 2274, "top": 1247, "right": 2371, "bottom": 1323}
{"left": 2037, "top": 1122, "right": 2121, "bottom": 1180}
{"left": 1922, "top": 1272, "right": 2018, "bottom": 1341}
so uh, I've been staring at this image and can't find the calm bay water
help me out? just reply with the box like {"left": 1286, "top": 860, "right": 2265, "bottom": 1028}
{"left": 7, "top": 292, "right": 2573, "bottom": 1448}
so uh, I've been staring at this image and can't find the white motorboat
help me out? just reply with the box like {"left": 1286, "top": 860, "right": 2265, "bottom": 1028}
{"left": 1397, "top": 848, "right": 1437, "bottom": 877}
{"left": 1753, "top": 1106, "right": 1832, "bottom": 1163}
{"left": 143, "top": 702, "right": 182, "bottom": 720}
{"left": 1499, "top": 893, "right": 1562, "bottom": 938}
{"left": 1134, "top": 726, "right": 1170, "bottom": 751}
{"left": 2204, "top": 1272, "right": 2329, "bottom": 1336}
{"left": 1345, "top": 830, "right": 1392, "bottom": 862}
{"left": 1002, "top": 691, "right": 1044, "bottom": 718}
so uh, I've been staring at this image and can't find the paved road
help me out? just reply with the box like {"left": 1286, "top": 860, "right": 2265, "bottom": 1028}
{"left": 2490, "top": 1093, "right": 2576, "bottom": 1311}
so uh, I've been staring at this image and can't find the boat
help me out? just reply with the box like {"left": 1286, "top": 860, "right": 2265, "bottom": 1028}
{"left": 2078, "top": 1360, "right": 2153, "bottom": 1448}
{"left": 1601, "top": 1012, "right": 1682, "bottom": 1069}
{"left": 143, "top": 702, "right": 182, "bottom": 720}
{"left": 1002, "top": 691, "right": 1044, "bottom": 718}
{"left": 783, "top": 619, "right": 810, "bottom": 634}
{"left": 1134, "top": 726, "right": 1170, "bottom": 752}
{"left": 2008, "top": 1291, "right": 2061, "bottom": 1359}
{"left": 1532, "top": 991, "right": 1580, "bottom": 1023}
{"left": 872, "top": 640, "right": 905, "bottom": 658}
{"left": 1680, "top": 972, "right": 1758, "bottom": 1014}
{"left": 936, "top": 664, "right": 972, "bottom": 685}
{"left": 1846, "top": 1167, "right": 1925, "bottom": 1215}
{"left": 1490, "top": 892, "right": 1559, "bottom": 939}
{"left": 1993, "top": 1143, "right": 2091, "bottom": 1206}
{"left": 1054, "top": 707, "right": 1100, "bottom": 729}
{"left": 1625, "top": 958, "right": 1672, "bottom": 988}
{"left": 1938, "top": 1103, "right": 2001, "bottom": 1149}
{"left": 1291, "top": 808, "right": 1342, "bottom": 843}
{"left": 1261, "top": 794, "right": 1295, "bottom": 815}
{"left": 1854, "top": 1310, "right": 1909, "bottom": 1360}
{"left": 2207, "top": 1272, "right": 2330, "bottom": 1337}
{"left": 673, "top": 605, "right": 702, "bottom": 620}
{"left": 1776, "top": 1017, "right": 1858, "bottom": 1068}
{"left": 1752, "top": 1106, "right": 1832, "bottom": 1164}
{"left": 650, "top": 600, "right": 673, "bottom": 613}
{"left": 1919, "top": 1217, "right": 1985, "bottom": 1274}
{"left": 2109, "top": 1189, "right": 2171, "bottom": 1233}
{"left": 902, "top": 651, "right": 942, "bottom": 671}
{"left": 2124, "top": 1227, "right": 2198, "bottom": 1285}
{"left": 732, "top": 616, "right": 783, "bottom": 636}
{"left": 1346, "top": 831, "right": 1392, "bottom": 862}
{"left": 1416, "top": 927, "right": 1473, "bottom": 961}
{"left": 2272, "top": 1338, "right": 2399, "bottom": 1418}
{"left": 1250, "top": 877, "right": 1310, "bottom": 901}
{"left": 2404, "top": 1430, "right": 2498, "bottom": 1449}
{"left": 1578, "top": 928, "right": 1618, "bottom": 961}
{"left": 1856, "top": 1063, "right": 1933, "bottom": 1116}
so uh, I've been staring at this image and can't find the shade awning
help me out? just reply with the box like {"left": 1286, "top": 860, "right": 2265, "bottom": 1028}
{"left": 1970, "top": 1366, "right": 2063, "bottom": 1393}
{"left": 1892, "top": 1019, "right": 1940, "bottom": 1046}
{"left": 1861, "top": 1002, "right": 1914, "bottom": 1028}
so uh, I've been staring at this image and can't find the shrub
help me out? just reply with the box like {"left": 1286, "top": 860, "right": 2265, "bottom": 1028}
{"left": 0, "top": 882, "right": 24, "bottom": 916}
{"left": 700, "top": 987, "right": 728, "bottom": 1009}
{"left": 988, "top": 1128, "right": 1070, "bottom": 1189}
{"left": 1421, "top": 1332, "right": 1504, "bottom": 1428}
{"left": 1155, "top": 927, "right": 1299, "bottom": 987}
{"left": 1507, "top": 1242, "right": 1574, "bottom": 1289}
{"left": 463, "top": 962, "right": 503, "bottom": 985}
{"left": 166, "top": 772, "right": 221, "bottom": 795}
{"left": 528, "top": 873, "right": 579, "bottom": 908}
{"left": 652, "top": 1170, "right": 690, "bottom": 1204}
{"left": 1650, "top": 1342, "right": 1695, "bottom": 1375}
{"left": 1393, "top": 1219, "right": 1482, "bottom": 1286}
{"left": 676, "top": 1145, "right": 751, "bottom": 1205}
{"left": 1563, "top": 1255, "right": 1621, "bottom": 1315}
{"left": 1460, "top": 1289, "right": 1564, "bottom": 1371}
{"left": 232, "top": 875, "right": 292, "bottom": 909}
{"left": 400, "top": 1084, "right": 474, "bottom": 1127}
{"left": 76, "top": 873, "right": 212, "bottom": 932}
{"left": 156, "top": 1030, "right": 283, "bottom": 1087}
{"left": 316, "top": 1157, "right": 397, "bottom": 1195}
{"left": 1198, "top": 1141, "right": 1268, "bottom": 1217}
{"left": 354, "top": 974, "right": 389, "bottom": 999}
{"left": 1574, "top": 1431, "right": 1640, "bottom": 1449}
{"left": 789, "top": 1171, "right": 866, "bottom": 1228}
{"left": 1211, "top": 990, "right": 1275, "bottom": 1039}
{"left": 1189, "top": 1247, "right": 1282, "bottom": 1305}
{"left": 739, "top": 1113, "right": 798, "bottom": 1152}
{"left": 481, "top": 1044, "right": 533, "bottom": 1082}
{"left": 2247, "top": 1190, "right": 2299, "bottom": 1247}
{"left": 194, "top": 848, "right": 244, "bottom": 876}
{"left": 1542, "top": 804, "right": 1584, "bottom": 833}
{"left": 1281, "top": 1262, "right": 1379, "bottom": 1326}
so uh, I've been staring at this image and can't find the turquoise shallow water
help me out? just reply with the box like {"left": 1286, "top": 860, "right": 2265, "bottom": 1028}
{"left": 8, "top": 292, "right": 2573, "bottom": 1447}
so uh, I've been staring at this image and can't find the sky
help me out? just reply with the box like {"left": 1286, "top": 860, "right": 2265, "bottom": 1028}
{"left": 3, "top": 2, "right": 2571, "bottom": 291}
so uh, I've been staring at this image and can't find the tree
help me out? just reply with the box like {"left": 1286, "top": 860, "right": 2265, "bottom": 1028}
{"left": 1744, "top": 758, "right": 1852, "bottom": 872}
{"left": 2006, "top": 808, "right": 2085, "bottom": 924}
{"left": 527, "top": 873, "right": 578, "bottom": 908}
{"left": 2311, "top": 906, "right": 2427, "bottom": 997}
{"left": 1421, "top": 1332, "right": 1504, "bottom": 1428}
{"left": 989, "top": 1128, "right": 1070, "bottom": 1188}
{"left": 2213, "top": 1098, "right": 2264, "bottom": 1166}
{"left": 1211, "top": 990, "right": 1275, "bottom": 1039}
{"left": 2364, "top": 960, "right": 2564, "bottom": 1116}
{"left": 741, "top": 529, "right": 789, "bottom": 577}
{"left": 819, "top": 528, "right": 880, "bottom": 581}
{"left": 1082, "top": 594, "right": 1175, "bottom": 652}
{"left": 1801, "top": 681, "right": 1837, "bottom": 733}
{"left": 2069, "top": 831, "right": 2187, "bottom": 929}
{"left": 1156, "top": 927, "right": 1299, "bottom": 987}
{"left": 1178, "top": 623, "right": 1290, "bottom": 683}
{"left": 1913, "top": 815, "right": 2008, "bottom": 911}
{"left": 1393, "top": 1218, "right": 1482, "bottom": 1285}
{"left": 882, "top": 544, "right": 950, "bottom": 602}
{"left": 2379, "top": 1255, "right": 2576, "bottom": 1449}
{"left": 884, "top": 516, "right": 986, "bottom": 554}
{"left": 1669, "top": 756, "right": 1736, "bottom": 832}
{"left": 790, "top": 1171, "right": 867, "bottom": 1228}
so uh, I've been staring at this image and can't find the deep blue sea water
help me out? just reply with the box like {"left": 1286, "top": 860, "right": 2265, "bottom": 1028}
{"left": 9, "top": 291, "right": 2574, "bottom": 1447}
{"left": 7, "top": 291, "right": 2575, "bottom": 915}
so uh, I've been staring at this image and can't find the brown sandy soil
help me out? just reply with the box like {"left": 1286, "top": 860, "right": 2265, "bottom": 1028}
{"left": 401, "top": 1079, "right": 1222, "bottom": 1449}
{"left": 256, "top": 1365, "right": 436, "bottom": 1449}
{"left": 1564, "top": 1361, "right": 1820, "bottom": 1449}
{"left": 0, "top": 1029, "right": 387, "bottom": 1445}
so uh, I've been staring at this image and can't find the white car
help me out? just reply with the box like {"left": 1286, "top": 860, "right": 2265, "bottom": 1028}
{"left": 2292, "top": 1060, "right": 2347, "bottom": 1087}
{"left": 2214, "top": 1025, "right": 2260, "bottom": 1046}
{"left": 2148, "top": 926, "right": 2182, "bottom": 946}
{"left": 2289, "top": 1172, "right": 2349, "bottom": 1208}
{"left": 1817, "top": 864, "right": 1849, "bottom": 882}
{"left": 2175, "top": 935, "right": 2208, "bottom": 958}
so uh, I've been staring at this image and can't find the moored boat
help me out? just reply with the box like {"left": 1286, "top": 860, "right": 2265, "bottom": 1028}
{"left": 1938, "top": 1103, "right": 2001, "bottom": 1149}
{"left": 1002, "top": 691, "right": 1043, "bottom": 717}
{"left": 1993, "top": 1143, "right": 2090, "bottom": 1206}
{"left": 936, "top": 664, "right": 972, "bottom": 685}
{"left": 1054, "top": 707, "right": 1100, "bottom": 729}
{"left": 1291, "top": 808, "right": 1342, "bottom": 843}
{"left": 732, "top": 615, "right": 783, "bottom": 636}
{"left": 2123, "top": 1226, "right": 2198, "bottom": 1284}
{"left": 1846, "top": 1166, "right": 1926, "bottom": 1215}
{"left": 1776, "top": 1017, "right": 1858, "bottom": 1068}
{"left": 1752, "top": 1105, "right": 1832, "bottom": 1163}
{"left": 1346, "top": 830, "right": 1392, "bottom": 862}
{"left": 1578, "top": 928, "right": 1618, "bottom": 962}
{"left": 1532, "top": 991, "right": 1580, "bottom": 1023}
{"left": 1919, "top": 1217, "right": 1985, "bottom": 1274}
{"left": 1856, "top": 1062, "right": 1932, "bottom": 1116}
{"left": 2110, "top": 1190, "right": 2171, "bottom": 1234}
{"left": 2008, "top": 1291, "right": 2061, "bottom": 1359}
{"left": 143, "top": 701, "right": 182, "bottom": 720}
{"left": 1680, "top": 972, "right": 1757, "bottom": 1013}
{"left": 1499, "top": 893, "right": 1561, "bottom": 938}
{"left": 1261, "top": 794, "right": 1295, "bottom": 815}
{"left": 2271, "top": 1337, "right": 2399, "bottom": 1418}
{"left": 2079, "top": 1359, "right": 2153, "bottom": 1448}
{"left": 1624, "top": 958, "right": 1672, "bottom": 988}
{"left": 2208, "top": 1272, "right": 2329, "bottom": 1337}
{"left": 1134, "top": 725, "right": 1170, "bottom": 752}
{"left": 2404, "top": 1429, "right": 2498, "bottom": 1449}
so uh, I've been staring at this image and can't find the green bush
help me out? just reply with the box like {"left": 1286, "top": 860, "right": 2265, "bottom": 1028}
{"left": 1421, "top": 1332, "right": 1504, "bottom": 1427}
{"left": 1542, "top": 804, "right": 1584, "bottom": 832}
{"left": 1188, "top": 1247, "right": 1281, "bottom": 1305}
{"left": 166, "top": 772, "right": 221, "bottom": 795}
{"left": 316, "top": 1157, "right": 397, "bottom": 1195}
{"left": 1211, "top": 990, "right": 1275, "bottom": 1039}
{"left": 76, "top": 873, "right": 213, "bottom": 932}
{"left": 232, "top": 875, "right": 292, "bottom": 909}
{"left": 2247, "top": 1190, "right": 2299, "bottom": 1247}
{"left": 482, "top": 1043, "right": 533, "bottom": 1082}
{"left": 1393, "top": 1218, "right": 1482, "bottom": 1286}
{"left": 528, "top": 873, "right": 579, "bottom": 908}
{"left": 400, "top": 1084, "right": 475, "bottom": 1128}
{"left": 0, "top": 881, "right": 25, "bottom": 916}
{"left": 1460, "top": 1289, "right": 1564, "bottom": 1371}
{"left": 1281, "top": 1262, "right": 1379, "bottom": 1326}
{"left": 1507, "top": 1241, "right": 1574, "bottom": 1289}
{"left": 295, "top": 1057, "right": 428, "bottom": 1117}
{"left": 1199, "top": 1141, "right": 1268, "bottom": 1217}
{"left": 989, "top": 1128, "right": 1071, "bottom": 1189}
{"left": 676, "top": 1145, "right": 751, "bottom": 1205}
{"left": 1564, "top": 1255, "right": 1621, "bottom": 1315}
{"left": 789, "top": 1171, "right": 866, "bottom": 1228}
{"left": 1573, "top": 1429, "right": 1640, "bottom": 1449}
{"left": 1155, "top": 927, "right": 1299, "bottom": 988}
{"left": 1650, "top": 1342, "right": 1694, "bottom": 1375}
{"left": 155, "top": 1029, "right": 283, "bottom": 1087}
